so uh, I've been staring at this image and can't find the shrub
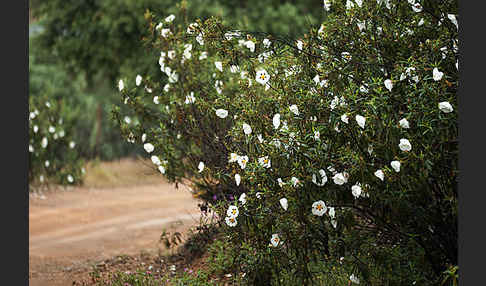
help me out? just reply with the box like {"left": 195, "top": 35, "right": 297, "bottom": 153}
{"left": 28, "top": 93, "right": 85, "bottom": 188}
{"left": 114, "top": 0, "right": 458, "bottom": 284}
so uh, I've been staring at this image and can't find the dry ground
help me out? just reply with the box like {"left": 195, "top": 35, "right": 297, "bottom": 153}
{"left": 29, "top": 158, "right": 202, "bottom": 285}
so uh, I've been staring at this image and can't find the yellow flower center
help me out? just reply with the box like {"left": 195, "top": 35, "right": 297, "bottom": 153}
{"left": 232, "top": 210, "right": 237, "bottom": 215}
{"left": 260, "top": 74, "right": 266, "bottom": 80}
{"left": 316, "top": 205, "right": 323, "bottom": 211}
{"left": 264, "top": 159, "right": 268, "bottom": 164}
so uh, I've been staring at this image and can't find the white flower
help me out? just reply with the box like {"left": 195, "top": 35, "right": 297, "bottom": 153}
{"left": 258, "top": 156, "right": 271, "bottom": 168}
{"left": 374, "top": 169, "right": 385, "bottom": 181}
{"left": 144, "top": 143, "right": 155, "bottom": 153}
{"left": 312, "top": 200, "right": 327, "bottom": 216}
{"left": 229, "top": 153, "right": 239, "bottom": 163}
{"left": 351, "top": 184, "right": 362, "bottom": 198}
{"left": 161, "top": 28, "right": 171, "bottom": 38}
{"left": 255, "top": 69, "right": 270, "bottom": 85}
{"left": 448, "top": 14, "right": 458, "bottom": 29}
{"left": 314, "top": 130, "right": 320, "bottom": 140}
{"left": 229, "top": 65, "right": 240, "bottom": 73}
{"left": 227, "top": 205, "right": 239, "bottom": 218}
{"left": 411, "top": 2, "right": 423, "bottom": 12}
{"left": 167, "top": 50, "right": 176, "bottom": 60}
{"left": 296, "top": 40, "right": 303, "bottom": 51}
{"left": 355, "top": 0, "right": 363, "bottom": 8}
{"left": 29, "top": 111, "right": 36, "bottom": 120}
{"left": 67, "top": 174, "right": 74, "bottom": 183}
{"left": 187, "top": 22, "right": 198, "bottom": 34}
{"left": 158, "top": 165, "right": 166, "bottom": 174}
{"left": 198, "top": 161, "right": 205, "bottom": 173}
{"left": 391, "top": 161, "right": 401, "bottom": 172}
{"left": 235, "top": 174, "right": 241, "bottom": 186}
{"left": 225, "top": 216, "right": 237, "bottom": 227}
{"left": 438, "top": 101, "right": 453, "bottom": 113}
{"left": 185, "top": 92, "right": 196, "bottom": 104}
{"left": 165, "top": 14, "right": 175, "bottom": 23}
{"left": 69, "top": 141, "right": 76, "bottom": 149}
{"left": 289, "top": 104, "right": 299, "bottom": 116}
{"left": 239, "top": 193, "right": 247, "bottom": 205}
{"left": 237, "top": 155, "right": 249, "bottom": 169}
{"left": 399, "top": 118, "right": 410, "bottom": 129}
{"left": 45, "top": 160, "right": 50, "bottom": 167}
{"left": 341, "top": 114, "right": 349, "bottom": 124}
{"left": 433, "top": 67, "right": 444, "bottom": 81}
{"left": 29, "top": 145, "right": 34, "bottom": 153}
{"left": 350, "top": 274, "right": 360, "bottom": 284}
{"left": 124, "top": 116, "right": 131, "bottom": 124}
{"left": 214, "top": 61, "right": 223, "bottom": 72}
{"left": 341, "top": 52, "right": 351, "bottom": 62}
{"left": 242, "top": 123, "right": 252, "bottom": 135}
{"left": 224, "top": 30, "right": 241, "bottom": 40}
{"left": 279, "top": 198, "right": 288, "bottom": 211}
{"left": 323, "top": 0, "right": 331, "bottom": 11}
{"left": 39, "top": 175, "right": 44, "bottom": 183}
{"left": 214, "top": 80, "right": 223, "bottom": 94}
{"left": 183, "top": 44, "right": 192, "bottom": 60}
{"left": 399, "top": 138, "right": 412, "bottom": 152}
{"left": 257, "top": 133, "right": 263, "bottom": 142}
{"left": 291, "top": 177, "right": 300, "bottom": 187}
{"left": 277, "top": 178, "right": 284, "bottom": 187}
{"left": 256, "top": 192, "right": 262, "bottom": 199}
{"left": 271, "top": 139, "right": 281, "bottom": 149}
{"left": 312, "top": 169, "right": 327, "bottom": 186}
{"left": 273, "top": 113, "right": 281, "bottom": 129}
{"left": 244, "top": 40, "right": 255, "bottom": 52}
{"left": 263, "top": 38, "right": 271, "bottom": 48}
{"left": 355, "top": 115, "right": 366, "bottom": 129}
{"left": 199, "top": 51, "right": 208, "bottom": 60}
{"left": 346, "top": 0, "right": 354, "bottom": 10}
{"left": 270, "top": 234, "right": 282, "bottom": 247}
{"left": 41, "top": 137, "right": 48, "bottom": 148}
{"left": 118, "top": 79, "right": 124, "bottom": 91}
{"left": 59, "top": 130, "right": 65, "bottom": 138}
{"left": 333, "top": 172, "right": 348, "bottom": 185}
{"left": 215, "top": 109, "right": 228, "bottom": 118}
{"left": 384, "top": 79, "right": 393, "bottom": 91}
{"left": 163, "top": 83, "right": 170, "bottom": 92}
{"left": 153, "top": 96, "right": 160, "bottom": 105}
{"left": 151, "top": 155, "right": 161, "bottom": 166}
{"left": 331, "top": 219, "right": 337, "bottom": 228}
{"left": 142, "top": 133, "right": 147, "bottom": 143}
{"left": 155, "top": 22, "right": 163, "bottom": 30}
{"left": 196, "top": 33, "right": 204, "bottom": 45}
{"left": 357, "top": 20, "right": 365, "bottom": 31}
{"left": 418, "top": 18, "right": 424, "bottom": 26}
{"left": 48, "top": 126, "right": 55, "bottom": 133}
{"left": 328, "top": 207, "right": 335, "bottom": 219}
{"left": 136, "top": 75, "right": 142, "bottom": 86}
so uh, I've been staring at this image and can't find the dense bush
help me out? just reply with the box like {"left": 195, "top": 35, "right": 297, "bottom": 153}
{"left": 114, "top": 0, "right": 458, "bottom": 284}
{"left": 29, "top": 34, "right": 142, "bottom": 161}
{"left": 28, "top": 93, "right": 85, "bottom": 188}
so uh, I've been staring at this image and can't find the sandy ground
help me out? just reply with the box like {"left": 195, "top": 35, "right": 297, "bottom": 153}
{"left": 29, "top": 174, "right": 201, "bottom": 285}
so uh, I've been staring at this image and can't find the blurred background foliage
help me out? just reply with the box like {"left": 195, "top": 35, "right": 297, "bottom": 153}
{"left": 29, "top": 0, "right": 325, "bottom": 161}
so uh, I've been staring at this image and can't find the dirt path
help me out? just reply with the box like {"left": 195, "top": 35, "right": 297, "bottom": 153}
{"left": 29, "top": 181, "right": 201, "bottom": 285}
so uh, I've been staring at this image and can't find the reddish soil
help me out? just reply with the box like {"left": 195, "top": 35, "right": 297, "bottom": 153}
{"left": 29, "top": 181, "right": 201, "bottom": 285}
